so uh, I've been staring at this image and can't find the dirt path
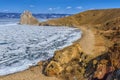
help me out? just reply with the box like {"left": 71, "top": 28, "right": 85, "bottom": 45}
{"left": 78, "top": 26, "right": 95, "bottom": 55}
{"left": 76, "top": 26, "right": 107, "bottom": 57}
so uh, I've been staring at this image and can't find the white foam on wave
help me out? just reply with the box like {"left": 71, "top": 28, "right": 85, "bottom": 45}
{"left": 0, "top": 24, "right": 82, "bottom": 76}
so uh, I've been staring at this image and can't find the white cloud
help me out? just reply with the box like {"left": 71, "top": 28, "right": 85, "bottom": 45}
{"left": 29, "top": 5, "right": 35, "bottom": 8}
{"left": 66, "top": 6, "right": 72, "bottom": 9}
{"left": 76, "top": 6, "right": 83, "bottom": 9}
{"left": 48, "top": 7, "right": 60, "bottom": 11}
{"left": 48, "top": 8, "right": 54, "bottom": 11}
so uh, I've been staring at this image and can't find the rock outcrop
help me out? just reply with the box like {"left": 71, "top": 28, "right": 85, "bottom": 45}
{"left": 42, "top": 9, "right": 120, "bottom": 80}
{"left": 20, "top": 10, "right": 39, "bottom": 25}
{"left": 44, "top": 43, "right": 89, "bottom": 79}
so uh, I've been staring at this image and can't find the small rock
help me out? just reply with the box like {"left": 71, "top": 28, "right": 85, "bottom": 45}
{"left": 44, "top": 61, "right": 63, "bottom": 76}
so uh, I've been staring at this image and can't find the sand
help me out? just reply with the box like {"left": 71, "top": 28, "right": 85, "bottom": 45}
{"left": 0, "top": 62, "right": 62, "bottom": 80}
{"left": 77, "top": 26, "right": 95, "bottom": 54}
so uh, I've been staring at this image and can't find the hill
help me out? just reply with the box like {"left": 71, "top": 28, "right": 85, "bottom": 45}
{"left": 41, "top": 8, "right": 120, "bottom": 80}
{"left": 41, "top": 8, "right": 120, "bottom": 26}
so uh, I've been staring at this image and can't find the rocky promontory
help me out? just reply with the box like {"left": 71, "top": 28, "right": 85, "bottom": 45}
{"left": 20, "top": 10, "right": 39, "bottom": 25}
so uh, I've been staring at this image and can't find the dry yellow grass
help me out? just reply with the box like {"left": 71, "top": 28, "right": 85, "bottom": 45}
{"left": 41, "top": 8, "right": 120, "bottom": 26}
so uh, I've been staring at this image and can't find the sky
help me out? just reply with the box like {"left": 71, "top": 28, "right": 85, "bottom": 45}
{"left": 0, "top": 0, "right": 120, "bottom": 14}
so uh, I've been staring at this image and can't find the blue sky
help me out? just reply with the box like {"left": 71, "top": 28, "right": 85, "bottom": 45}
{"left": 0, "top": 0, "right": 120, "bottom": 14}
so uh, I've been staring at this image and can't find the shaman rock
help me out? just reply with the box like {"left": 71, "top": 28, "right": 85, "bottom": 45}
{"left": 20, "top": 11, "right": 39, "bottom": 25}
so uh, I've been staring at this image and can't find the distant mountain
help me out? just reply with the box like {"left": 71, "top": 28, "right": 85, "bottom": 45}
{"left": 0, "top": 12, "right": 72, "bottom": 19}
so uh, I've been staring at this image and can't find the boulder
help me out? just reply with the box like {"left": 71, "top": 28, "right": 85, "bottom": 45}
{"left": 20, "top": 10, "right": 39, "bottom": 25}
{"left": 94, "top": 63, "right": 107, "bottom": 79}
{"left": 53, "top": 43, "right": 82, "bottom": 64}
{"left": 44, "top": 61, "right": 63, "bottom": 76}
{"left": 44, "top": 43, "right": 84, "bottom": 76}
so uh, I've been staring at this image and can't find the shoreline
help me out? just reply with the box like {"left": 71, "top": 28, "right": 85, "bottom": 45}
{"left": 0, "top": 25, "right": 108, "bottom": 80}
{"left": 0, "top": 26, "right": 82, "bottom": 80}
{"left": 0, "top": 61, "right": 62, "bottom": 80}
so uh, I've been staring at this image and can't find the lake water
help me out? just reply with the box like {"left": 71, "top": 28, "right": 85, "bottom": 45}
{"left": 0, "top": 18, "right": 82, "bottom": 76}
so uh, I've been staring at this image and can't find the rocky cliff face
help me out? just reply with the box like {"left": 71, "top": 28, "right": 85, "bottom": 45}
{"left": 20, "top": 11, "right": 39, "bottom": 25}
{"left": 41, "top": 9, "right": 120, "bottom": 80}
{"left": 43, "top": 43, "right": 89, "bottom": 79}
